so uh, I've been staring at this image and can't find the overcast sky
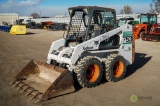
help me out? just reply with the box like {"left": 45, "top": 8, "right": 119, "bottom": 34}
{"left": 0, "top": 0, "right": 151, "bottom": 17}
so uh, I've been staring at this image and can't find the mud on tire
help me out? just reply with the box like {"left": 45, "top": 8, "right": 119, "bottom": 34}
{"left": 74, "top": 56, "right": 103, "bottom": 88}
{"left": 105, "top": 54, "right": 126, "bottom": 82}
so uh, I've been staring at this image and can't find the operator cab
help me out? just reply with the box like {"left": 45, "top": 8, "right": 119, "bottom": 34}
{"left": 65, "top": 6, "right": 117, "bottom": 47}
{"left": 140, "top": 13, "right": 158, "bottom": 32}
{"left": 118, "top": 17, "right": 134, "bottom": 26}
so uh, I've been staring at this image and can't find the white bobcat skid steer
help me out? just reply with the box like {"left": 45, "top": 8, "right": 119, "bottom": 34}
{"left": 47, "top": 6, "right": 135, "bottom": 87}
{"left": 10, "top": 6, "right": 135, "bottom": 103}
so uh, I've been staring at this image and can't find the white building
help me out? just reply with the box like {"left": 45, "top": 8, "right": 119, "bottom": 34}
{"left": 31, "top": 15, "right": 70, "bottom": 24}
{"left": 0, "top": 13, "right": 19, "bottom": 25}
{"left": 116, "top": 13, "right": 140, "bottom": 20}
{"left": 19, "top": 16, "right": 33, "bottom": 20}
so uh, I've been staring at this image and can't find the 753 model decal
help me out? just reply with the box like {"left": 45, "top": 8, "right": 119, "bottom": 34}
{"left": 123, "top": 36, "right": 132, "bottom": 44}
{"left": 123, "top": 31, "right": 132, "bottom": 44}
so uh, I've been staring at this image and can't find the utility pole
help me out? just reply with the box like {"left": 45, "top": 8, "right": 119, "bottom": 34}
{"left": 40, "top": 11, "right": 41, "bottom": 18}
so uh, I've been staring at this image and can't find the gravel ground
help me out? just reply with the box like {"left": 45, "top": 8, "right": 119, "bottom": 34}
{"left": 0, "top": 29, "right": 160, "bottom": 106}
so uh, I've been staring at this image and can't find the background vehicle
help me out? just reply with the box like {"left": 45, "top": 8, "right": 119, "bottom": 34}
{"left": 22, "top": 19, "right": 31, "bottom": 24}
{"left": 143, "top": 23, "right": 160, "bottom": 41}
{"left": 132, "top": 13, "right": 158, "bottom": 39}
{"left": 118, "top": 17, "right": 135, "bottom": 26}
{"left": 10, "top": 6, "right": 135, "bottom": 103}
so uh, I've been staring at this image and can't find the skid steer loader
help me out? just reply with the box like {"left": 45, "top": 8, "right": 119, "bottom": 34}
{"left": 10, "top": 6, "right": 135, "bottom": 103}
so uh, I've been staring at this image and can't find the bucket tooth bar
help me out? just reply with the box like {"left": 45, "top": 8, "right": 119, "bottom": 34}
{"left": 10, "top": 80, "right": 43, "bottom": 103}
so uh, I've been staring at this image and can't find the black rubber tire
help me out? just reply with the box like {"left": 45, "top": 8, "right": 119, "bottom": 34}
{"left": 139, "top": 31, "right": 144, "bottom": 39}
{"left": 105, "top": 54, "right": 126, "bottom": 82}
{"left": 74, "top": 56, "right": 103, "bottom": 88}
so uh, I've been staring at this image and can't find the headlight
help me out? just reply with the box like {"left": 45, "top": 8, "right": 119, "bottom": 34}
{"left": 133, "top": 25, "right": 138, "bottom": 30}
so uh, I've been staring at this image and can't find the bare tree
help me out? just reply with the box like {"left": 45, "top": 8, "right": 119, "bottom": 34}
{"left": 30, "top": 12, "right": 40, "bottom": 18}
{"left": 120, "top": 5, "right": 133, "bottom": 14}
{"left": 150, "top": 3, "right": 156, "bottom": 13}
{"left": 151, "top": 0, "right": 160, "bottom": 13}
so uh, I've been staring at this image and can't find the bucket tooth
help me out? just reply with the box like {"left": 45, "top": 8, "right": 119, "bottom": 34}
{"left": 22, "top": 85, "right": 30, "bottom": 92}
{"left": 16, "top": 82, "right": 24, "bottom": 90}
{"left": 30, "top": 96, "right": 34, "bottom": 100}
{"left": 20, "top": 89, "right": 26, "bottom": 93}
{"left": 30, "top": 93, "right": 39, "bottom": 100}
{"left": 16, "top": 86, "right": 22, "bottom": 90}
{"left": 25, "top": 89, "right": 36, "bottom": 96}
{"left": 12, "top": 83, "right": 17, "bottom": 88}
{"left": 20, "top": 85, "right": 30, "bottom": 93}
{"left": 20, "top": 86, "right": 29, "bottom": 93}
{"left": 32, "top": 91, "right": 41, "bottom": 96}
{"left": 34, "top": 99, "right": 41, "bottom": 104}
{"left": 12, "top": 81, "right": 20, "bottom": 87}
{"left": 30, "top": 92, "right": 40, "bottom": 100}
{"left": 37, "top": 93, "right": 43, "bottom": 99}
{"left": 25, "top": 92, "right": 31, "bottom": 96}
{"left": 9, "top": 80, "right": 16, "bottom": 85}
{"left": 19, "top": 82, "right": 29, "bottom": 93}
{"left": 22, "top": 85, "right": 29, "bottom": 89}
{"left": 19, "top": 82, "right": 26, "bottom": 87}
{"left": 9, "top": 81, "right": 14, "bottom": 85}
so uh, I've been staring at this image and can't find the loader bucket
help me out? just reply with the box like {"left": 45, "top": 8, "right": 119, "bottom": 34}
{"left": 10, "top": 60, "right": 75, "bottom": 103}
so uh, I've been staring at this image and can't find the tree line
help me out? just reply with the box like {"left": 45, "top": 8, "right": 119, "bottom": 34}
{"left": 30, "top": 0, "right": 160, "bottom": 18}
{"left": 120, "top": 0, "right": 160, "bottom": 14}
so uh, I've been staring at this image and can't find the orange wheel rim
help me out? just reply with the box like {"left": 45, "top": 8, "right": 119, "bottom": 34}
{"left": 86, "top": 64, "right": 99, "bottom": 82}
{"left": 113, "top": 61, "right": 124, "bottom": 78}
